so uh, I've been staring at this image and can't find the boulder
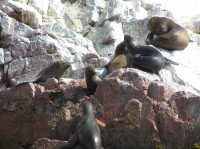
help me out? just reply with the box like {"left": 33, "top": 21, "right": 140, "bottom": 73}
{"left": 8, "top": 0, "right": 42, "bottom": 28}
{"left": 32, "top": 138, "right": 81, "bottom": 149}
{"left": 95, "top": 68, "right": 200, "bottom": 149}
{"left": 0, "top": 78, "right": 86, "bottom": 149}
{"left": 27, "top": 0, "right": 49, "bottom": 15}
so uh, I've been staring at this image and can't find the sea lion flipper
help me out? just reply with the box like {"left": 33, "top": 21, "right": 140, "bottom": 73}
{"left": 164, "top": 57, "right": 179, "bottom": 65}
{"left": 60, "top": 133, "right": 78, "bottom": 149}
{"left": 146, "top": 32, "right": 154, "bottom": 44}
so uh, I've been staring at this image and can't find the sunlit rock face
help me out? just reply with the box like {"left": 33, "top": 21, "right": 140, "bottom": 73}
{"left": 0, "top": 0, "right": 200, "bottom": 148}
{"left": 0, "top": 0, "right": 200, "bottom": 92}
{"left": 143, "top": 0, "right": 200, "bottom": 33}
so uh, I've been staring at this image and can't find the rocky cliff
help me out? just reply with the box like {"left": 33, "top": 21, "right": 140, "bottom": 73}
{"left": 0, "top": 0, "right": 200, "bottom": 149}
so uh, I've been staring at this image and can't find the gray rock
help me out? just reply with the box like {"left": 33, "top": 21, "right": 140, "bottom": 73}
{"left": 0, "top": 48, "right": 4, "bottom": 64}
{"left": 8, "top": 0, "right": 42, "bottom": 28}
{"left": 27, "top": 0, "right": 49, "bottom": 15}
{"left": 193, "top": 17, "right": 200, "bottom": 34}
{"left": 47, "top": 0, "right": 65, "bottom": 18}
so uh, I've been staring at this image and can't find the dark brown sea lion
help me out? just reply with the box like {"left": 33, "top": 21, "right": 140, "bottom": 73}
{"left": 60, "top": 101, "right": 102, "bottom": 149}
{"left": 85, "top": 66, "right": 102, "bottom": 95}
{"left": 146, "top": 16, "right": 189, "bottom": 50}
{"left": 124, "top": 35, "right": 166, "bottom": 74}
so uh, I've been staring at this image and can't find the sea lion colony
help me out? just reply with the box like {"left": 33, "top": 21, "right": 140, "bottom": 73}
{"left": 13, "top": 16, "right": 186, "bottom": 91}
{"left": 60, "top": 16, "right": 188, "bottom": 148}
{"left": 9, "top": 16, "right": 189, "bottom": 148}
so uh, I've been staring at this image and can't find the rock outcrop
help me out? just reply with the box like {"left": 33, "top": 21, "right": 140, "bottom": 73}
{"left": 0, "top": 69, "right": 200, "bottom": 149}
{"left": 0, "top": 78, "right": 86, "bottom": 149}
{"left": 95, "top": 68, "right": 200, "bottom": 149}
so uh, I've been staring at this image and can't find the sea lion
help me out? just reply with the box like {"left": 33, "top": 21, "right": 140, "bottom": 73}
{"left": 60, "top": 101, "right": 102, "bottom": 149}
{"left": 33, "top": 59, "right": 71, "bottom": 83}
{"left": 124, "top": 35, "right": 166, "bottom": 74}
{"left": 85, "top": 66, "right": 102, "bottom": 95}
{"left": 107, "top": 41, "right": 133, "bottom": 73}
{"left": 146, "top": 16, "right": 189, "bottom": 50}
{"left": 16, "top": 60, "right": 71, "bottom": 86}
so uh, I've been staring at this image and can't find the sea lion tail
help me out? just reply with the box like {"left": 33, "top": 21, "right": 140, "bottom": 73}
{"left": 164, "top": 57, "right": 179, "bottom": 66}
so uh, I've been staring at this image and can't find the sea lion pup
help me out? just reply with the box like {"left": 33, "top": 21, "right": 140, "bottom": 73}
{"left": 146, "top": 16, "right": 189, "bottom": 50}
{"left": 124, "top": 35, "right": 166, "bottom": 74}
{"left": 60, "top": 101, "right": 102, "bottom": 149}
{"left": 106, "top": 41, "right": 133, "bottom": 73}
{"left": 16, "top": 60, "right": 71, "bottom": 86}
{"left": 85, "top": 66, "right": 102, "bottom": 95}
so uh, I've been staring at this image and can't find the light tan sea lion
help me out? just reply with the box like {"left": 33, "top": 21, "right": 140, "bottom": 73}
{"left": 146, "top": 16, "right": 189, "bottom": 50}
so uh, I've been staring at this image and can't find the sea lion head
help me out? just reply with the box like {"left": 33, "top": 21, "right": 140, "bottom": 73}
{"left": 124, "top": 35, "right": 136, "bottom": 48}
{"left": 85, "top": 66, "right": 96, "bottom": 77}
{"left": 57, "top": 60, "right": 71, "bottom": 69}
{"left": 115, "top": 41, "right": 126, "bottom": 55}
{"left": 147, "top": 16, "right": 169, "bottom": 36}
{"left": 82, "top": 101, "right": 94, "bottom": 116}
{"left": 124, "top": 35, "right": 133, "bottom": 43}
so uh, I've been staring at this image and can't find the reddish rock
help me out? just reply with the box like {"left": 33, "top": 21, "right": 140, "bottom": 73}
{"left": 81, "top": 53, "right": 100, "bottom": 61}
{"left": 38, "top": 78, "right": 59, "bottom": 90}
{"left": 8, "top": 10, "right": 22, "bottom": 22}
{"left": 82, "top": 53, "right": 100, "bottom": 67}
{"left": 95, "top": 68, "right": 161, "bottom": 148}
{"left": 148, "top": 80, "right": 175, "bottom": 102}
{"left": 155, "top": 91, "right": 200, "bottom": 149}
{"left": 0, "top": 68, "right": 200, "bottom": 149}
{"left": 32, "top": 138, "right": 81, "bottom": 149}
{"left": 0, "top": 79, "right": 86, "bottom": 149}
{"left": 95, "top": 68, "right": 159, "bottom": 122}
